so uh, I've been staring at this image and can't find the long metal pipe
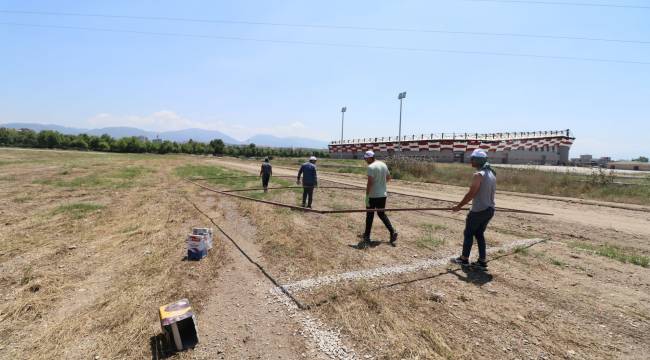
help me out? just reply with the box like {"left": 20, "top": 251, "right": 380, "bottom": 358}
{"left": 186, "top": 179, "right": 553, "bottom": 216}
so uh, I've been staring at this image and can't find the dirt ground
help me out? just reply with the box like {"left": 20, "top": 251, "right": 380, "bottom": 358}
{"left": 209, "top": 157, "right": 650, "bottom": 359}
{"left": 1, "top": 149, "right": 648, "bottom": 359}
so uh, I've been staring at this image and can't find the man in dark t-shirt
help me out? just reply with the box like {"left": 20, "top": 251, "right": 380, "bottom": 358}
{"left": 260, "top": 158, "right": 272, "bottom": 192}
{"left": 297, "top": 156, "right": 318, "bottom": 208}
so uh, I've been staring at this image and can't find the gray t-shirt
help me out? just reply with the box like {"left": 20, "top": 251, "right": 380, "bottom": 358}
{"left": 367, "top": 160, "right": 389, "bottom": 198}
{"left": 471, "top": 169, "right": 496, "bottom": 212}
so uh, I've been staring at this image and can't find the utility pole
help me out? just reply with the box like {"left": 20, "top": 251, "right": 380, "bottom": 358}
{"left": 397, "top": 91, "right": 407, "bottom": 153}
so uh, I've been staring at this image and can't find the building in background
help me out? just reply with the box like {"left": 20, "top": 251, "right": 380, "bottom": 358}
{"left": 579, "top": 154, "right": 593, "bottom": 164}
{"left": 329, "top": 129, "right": 574, "bottom": 165}
{"left": 608, "top": 161, "right": 650, "bottom": 171}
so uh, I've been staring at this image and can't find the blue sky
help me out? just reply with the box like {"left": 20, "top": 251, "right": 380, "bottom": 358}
{"left": 1, "top": 0, "right": 648, "bottom": 159}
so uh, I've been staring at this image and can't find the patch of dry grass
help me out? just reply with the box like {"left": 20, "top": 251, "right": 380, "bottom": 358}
{"left": 0, "top": 150, "right": 226, "bottom": 359}
{"left": 379, "top": 158, "right": 650, "bottom": 205}
{"left": 52, "top": 202, "right": 105, "bottom": 219}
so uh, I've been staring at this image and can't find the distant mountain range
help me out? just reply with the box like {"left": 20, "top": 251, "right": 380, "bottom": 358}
{"left": 1, "top": 123, "right": 329, "bottom": 149}
{"left": 244, "top": 134, "right": 329, "bottom": 149}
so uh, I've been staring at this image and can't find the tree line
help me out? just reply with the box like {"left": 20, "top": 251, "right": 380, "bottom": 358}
{"left": 0, "top": 127, "right": 329, "bottom": 158}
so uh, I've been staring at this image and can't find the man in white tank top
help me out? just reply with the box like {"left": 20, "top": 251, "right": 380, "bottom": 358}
{"left": 450, "top": 149, "right": 496, "bottom": 270}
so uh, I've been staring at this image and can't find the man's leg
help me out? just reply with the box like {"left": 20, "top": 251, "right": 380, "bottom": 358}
{"left": 302, "top": 187, "right": 308, "bottom": 207}
{"left": 461, "top": 212, "right": 481, "bottom": 259}
{"left": 363, "top": 200, "right": 376, "bottom": 240}
{"left": 262, "top": 175, "right": 270, "bottom": 192}
{"left": 306, "top": 187, "right": 314, "bottom": 208}
{"left": 374, "top": 197, "right": 396, "bottom": 235}
{"left": 474, "top": 208, "right": 495, "bottom": 261}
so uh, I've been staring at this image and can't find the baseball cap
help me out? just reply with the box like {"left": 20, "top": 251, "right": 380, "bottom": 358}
{"left": 470, "top": 149, "right": 488, "bottom": 158}
{"left": 363, "top": 150, "right": 375, "bottom": 159}
{"left": 309, "top": 156, "right": 317, "bottom": 161}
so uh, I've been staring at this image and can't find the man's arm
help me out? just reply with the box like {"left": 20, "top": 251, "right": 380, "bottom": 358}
{"left": 260, "top": 165, "right": 263, "bottom": 177}
{"left": 366, "top": 175, "right": 373, "bottom": 196}
{"left": 452, "top": 173, "right": 482, "bottom": 212}
{"left": 297, "top": 165, "right": 303, "bottom": 184}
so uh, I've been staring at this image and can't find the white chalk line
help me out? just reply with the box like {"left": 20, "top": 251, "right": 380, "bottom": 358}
{"left": 281, "top": 238, "right": 544, "bottom": 293}
{"left": 269, "top": 287, "right": 359, "bottom": 360}
{"left": 268, "top": 237, "right": 544, "bottom": 360}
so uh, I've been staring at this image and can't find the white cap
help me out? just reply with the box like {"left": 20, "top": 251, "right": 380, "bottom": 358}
{"left": 309, "top": 156, "right": 317, "bottom": 161}
{"left": 363, "top": 150, "right": 375, "bottom": 159}
{"left": 470, "top": 149, "right": 488, "bottom": 158}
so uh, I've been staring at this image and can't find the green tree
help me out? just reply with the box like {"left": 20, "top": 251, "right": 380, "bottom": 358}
{"left": 0, "top": 128, "right": 17, "bottom": 146}
{"left": 632, "top": 156, "right": 649, "bottom": 163}
{"left": 209, "top": 139, "right": 225, "bottom": 155}
{"left": 37, "top": 130, "right": 63, "bottom": 148}
{"left": 70, "top": 138, "right": 89, "bottom": 150}
{"left": 97, "top": 141, "right": 111, "bottom": 152}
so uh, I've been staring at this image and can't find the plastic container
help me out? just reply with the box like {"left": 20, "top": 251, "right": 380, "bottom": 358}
{"left": 186, "top": 234, "right": 207, "bottom": 260}
{"left": 192, "top": 228, "right": 213, "bottom": 250}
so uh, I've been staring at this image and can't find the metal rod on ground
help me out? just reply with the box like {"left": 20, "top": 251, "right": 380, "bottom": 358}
{"left": 304, "top": 239, "right": 545, "bottom": 309}
{"left": 221, "top": 185, "right": 360, "bottom": 193}
{"left": 186, "top": 197, "right": 307, "bottom": 310}
{"left": 320, "top": 207, "right": 552, "bottom": 216}
{"left": 189, "top": 175, "right": 297, "bottom": 181}
{"left": 187, "top": 179, "right": 322, "bottom": 213}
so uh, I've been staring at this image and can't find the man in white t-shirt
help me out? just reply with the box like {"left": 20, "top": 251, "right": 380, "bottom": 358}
{"left": 357, "top": 150, "right": 398, "bottom": 249}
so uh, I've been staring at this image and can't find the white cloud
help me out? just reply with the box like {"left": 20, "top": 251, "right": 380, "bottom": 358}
{"left": 214, "top": 120, "right": 328, "bottom": 141}
{"left": 87, "top": 110, "right": 210, "bottom": 132}
{"left": 85, "top": 111, "right": 329, "bottom": 141}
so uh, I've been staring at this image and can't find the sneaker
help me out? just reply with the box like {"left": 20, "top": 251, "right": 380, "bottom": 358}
{"left": 389, "top": 232, "right": 398, "bottom": 247}
{"left": 356, "top": 239, "right": 371, "bottom": 249}
{"left": 450, "top": 257, "right": 469, "bottom": 266}
{"left": 471, "top": 260, "right": 488, "bottom": 270}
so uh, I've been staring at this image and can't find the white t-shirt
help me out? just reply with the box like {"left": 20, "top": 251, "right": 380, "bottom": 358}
{"left": 367, "top": 160, "right": 389, "bottom": 198}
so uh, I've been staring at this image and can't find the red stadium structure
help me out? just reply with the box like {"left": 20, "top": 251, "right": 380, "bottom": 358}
{"left": 329, "top": 129, "right": 574, "bottom": 165}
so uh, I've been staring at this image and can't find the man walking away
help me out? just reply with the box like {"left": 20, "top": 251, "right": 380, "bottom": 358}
{"left": 357, "top": 150, "right": 398, "bottom": 249}
{"left": 260, "top": 157, "right": 272, "bottom": 193}
{"left": 450, "top": 149, "right": 496, "bottom": 270}
{"left": 297, "top": 156, "right": 318, "bottom": 208}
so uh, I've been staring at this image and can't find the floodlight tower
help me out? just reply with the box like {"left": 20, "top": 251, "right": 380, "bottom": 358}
{"left": 397, "top": 91, "right": 407, "bottom": 153}
{"left": 340, "top": 106, "right": 347, "bottom": 144}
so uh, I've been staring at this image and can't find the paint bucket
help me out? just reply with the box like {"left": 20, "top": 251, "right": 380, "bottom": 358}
{"left": 186, "top": 234, "right": 207, "bottom": 260}
{"left": 192, "top": 227, "right": 213, "bottom": 250}
{"left": 159, "top": 298, "right": 199, "bottom": 351}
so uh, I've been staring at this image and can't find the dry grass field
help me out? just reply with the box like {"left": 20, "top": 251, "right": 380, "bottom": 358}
{"left": 1, "top": 149, "right": 649, "bottom": 359}
{"left": 0, "top": 150, "right": 229, "bottom": 359}
{"left": 264, "top": 157, "right": 650, "bottom": 206}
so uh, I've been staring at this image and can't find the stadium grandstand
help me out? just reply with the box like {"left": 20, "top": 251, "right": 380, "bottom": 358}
{"left": 329, "top": 129, "right": 574, "bottom": 165}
